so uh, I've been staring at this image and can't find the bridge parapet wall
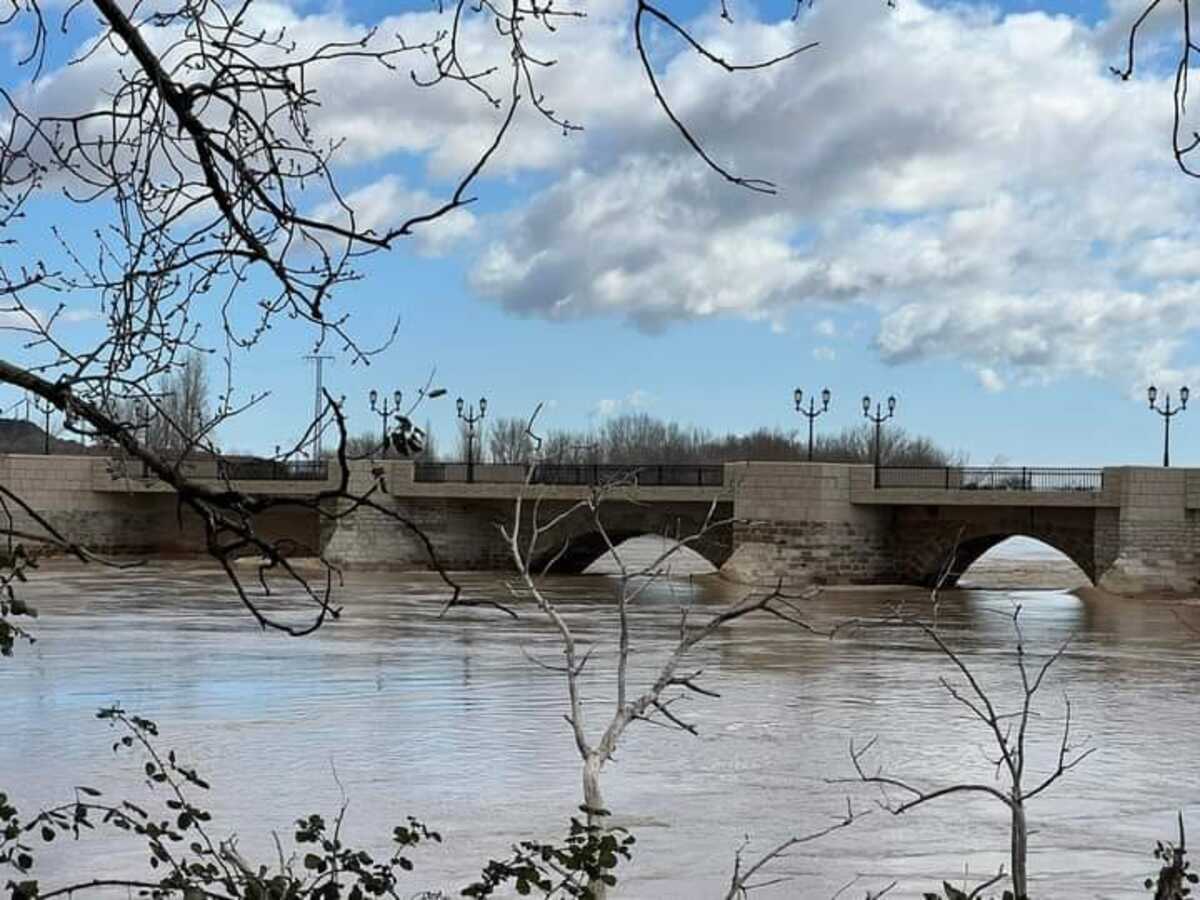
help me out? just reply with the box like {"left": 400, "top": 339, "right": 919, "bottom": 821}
{"left": 0, "top": 455, "right": 152, "bottom": 553}
{"left": 0, "top": 453, "right": 320, "bottom": 557}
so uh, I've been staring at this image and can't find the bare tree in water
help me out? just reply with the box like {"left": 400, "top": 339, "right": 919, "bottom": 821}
{"left": 0, "top": 0, "right": 822, "bottom": 655}
{"left": 842, "top": 606, "right": 1094, "bottom": 899}
{"left": 494, "top": 409, "right": 876, "bottom": 897}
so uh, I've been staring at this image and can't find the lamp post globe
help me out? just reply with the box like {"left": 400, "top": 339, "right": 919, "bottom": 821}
{"left": 367, "top": 388, "right": 401, "bottom": 458}
{"left": 1148, "top": 384, "right": 1189, "bottom": 467}
{"left": 456, "top": 394, "right": 488, "bottom": 483}
{"left": 793, "top": 386, "right": 832, "bottom": 462}
{"left": 863, "top": 393, "right": 898, "bottom": 485}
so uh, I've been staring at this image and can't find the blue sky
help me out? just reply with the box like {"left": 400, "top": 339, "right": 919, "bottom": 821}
{"left": 3, "top": 0, "right": 1200, "bottom": 466}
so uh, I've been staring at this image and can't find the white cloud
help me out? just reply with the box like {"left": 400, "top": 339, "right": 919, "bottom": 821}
{"left": 594, "top": 397, "right": 620, "bottom": 417}
{"left": 977, "top": 367, "right": 1007, "bottom": 393}
{"left": 460, "top": 0, "right": 1195, "bottom": 390}
{"left": 592, "top": 388, "right": 654, "bottom": 418}
{"left": 813, "top": 346, "right": 836, "bottom": 361}
{"left": 13, "top": 0, "right": 1200, "bottom": 395}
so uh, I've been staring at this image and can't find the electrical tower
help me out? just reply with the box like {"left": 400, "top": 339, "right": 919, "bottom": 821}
{"left": 303, "top": 354, "right": 334, "bottom": 459}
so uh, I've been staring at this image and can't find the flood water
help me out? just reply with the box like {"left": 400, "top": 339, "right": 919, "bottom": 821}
{"left": 2, "top": 545, "right": 1199, "bottom": 898}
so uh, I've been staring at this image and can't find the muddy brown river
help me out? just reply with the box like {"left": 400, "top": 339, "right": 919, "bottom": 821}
{"left": 2, "top": 547, "right": 1197, "bottom": 897}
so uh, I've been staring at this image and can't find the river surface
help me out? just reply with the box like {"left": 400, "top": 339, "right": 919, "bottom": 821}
{"left": 2, "top": 543, "right": 1198, "bottom": 898}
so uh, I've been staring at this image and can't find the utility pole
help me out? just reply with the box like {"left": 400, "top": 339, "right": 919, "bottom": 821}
{"left": 303, "top": 354, "right": 333, "bottom": 459}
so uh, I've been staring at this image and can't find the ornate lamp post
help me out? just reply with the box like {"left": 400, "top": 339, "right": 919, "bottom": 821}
{"left": 793, "top": 387, "right": 831, "bottom": 462}
{"left": 456, "top": 395, "right": 487, "bottom": 484}
{"left": 32, "top": 396, "right": 54, "bottom": 455}
{"left": 862, "top": 394, "right": 897, "bottom": 486}
{"left": 369, "top": 389, "right": 402, "bottom": 458}
{"left": 1148, "top": 384, "right": 1188, "bottom": 467}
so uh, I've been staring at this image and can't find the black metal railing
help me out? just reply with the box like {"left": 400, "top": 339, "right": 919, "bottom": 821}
{"left": 875, "top": 466, "right": 1104, "bottom": 492}
{"left": 217, "top": 459, "right": 330, "bottom": 481}
{"left": 131, "top": 457, "right": 329, "bottom": 481}
{"left": 413, "top": 462, "right": 724, "bottom": 487}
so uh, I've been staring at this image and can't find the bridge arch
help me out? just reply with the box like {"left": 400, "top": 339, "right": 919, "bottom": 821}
{"left": 528, "top": 529, "right": 729, "bottom": 575}
{"left": 891, "top": 507, "right": 1098, "bottom": 588}
{"left": 526, "top": 502, "right": 735, "bottom": 575}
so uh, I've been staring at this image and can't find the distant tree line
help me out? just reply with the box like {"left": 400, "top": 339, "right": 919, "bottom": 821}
{"left": 475, "top": 413, "right": 963, "bottom": 468}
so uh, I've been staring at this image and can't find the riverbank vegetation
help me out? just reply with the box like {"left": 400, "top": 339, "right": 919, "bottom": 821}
{"left": 477, "top": 413, "right": 964, "bottom": 468}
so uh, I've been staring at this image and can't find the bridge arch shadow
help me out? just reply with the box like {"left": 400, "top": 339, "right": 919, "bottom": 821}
{"left": 919, "top": 533, "right": 1094, "bottom": 589}
{"left": 525, "top": 506, "right": 734, "bottom": 575}
{"left": 582, "top": 534, "right": 719, "bottom": 576}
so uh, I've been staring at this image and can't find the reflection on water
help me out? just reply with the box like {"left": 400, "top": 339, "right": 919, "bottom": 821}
{"left": 2, "top": 559, "right": 1198, "bottom": 898}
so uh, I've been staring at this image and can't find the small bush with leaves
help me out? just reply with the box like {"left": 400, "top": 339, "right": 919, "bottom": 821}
{"left": 0, "top": 544, "right": 38, "bottom": 658}
{"left": 1146, "top": 813, "right": 1196, "bottom": 900}
{"left": 922, "top": 885, "right": 1020, "bottom": 900}
{"left": 1, "top": 708, "right": 632, "bottom": 900}
{"left": 462, "top": 812, "right": 634, "bottom": 899}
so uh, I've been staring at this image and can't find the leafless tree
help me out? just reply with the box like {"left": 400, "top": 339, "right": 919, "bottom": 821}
{"left": 108, "top": 351, "right": 215, "bottom": 455}
{"left": 488, "top": 416, "right": 535, "bottom": 464}
{"left": 841, "top": 606, "right": 1094, "bottom": 899}
{"left": 811, "top": 424, "right": 965, "bottom": 467}
{"left": 319, "top": 431, "right": 380, "bottom": 460}
{"left": 499, "top": 410, "right": 848, "bottom": 896}
{"left": 1115, "top": 0, "right": 1200, "bottom": 177}
{"left": 527, "top": 415, "right": 961, "bottom": 467}
{"left": 454, "top": 418, "right": 485, "bottom": 464}
{"left": 422, "top": 419, "right": 440, "bottom": 462}
{"left": 539, "top": 430, "right": 601, "bottom": 465}
{"left": 0, "top": 0, "right": 817, "bottom": 654}
{"left": 721, "top": 801, "right": 894, "bottom": 900}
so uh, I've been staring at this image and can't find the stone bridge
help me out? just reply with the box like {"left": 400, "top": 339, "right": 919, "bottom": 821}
{"left": 8, "top": 454, "right": 1200, "bottom": 593}
{"left": 723, "top": 462, "right": 1190, "bottom": 593}
{"left": 319, "top": 462, "right": 735, "bottom": 574}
